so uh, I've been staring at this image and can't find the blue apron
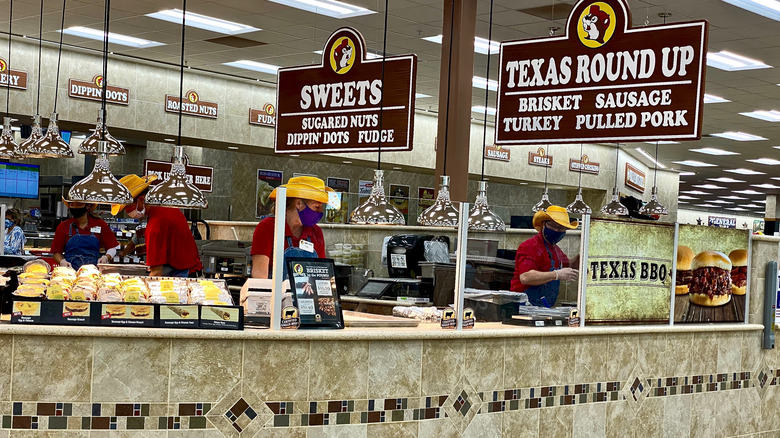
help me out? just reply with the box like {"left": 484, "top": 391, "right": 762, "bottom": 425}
{"left": 524, "top": 240, "right": 561, "bottom": 308}
{"left": 64, "top": 223, "right": 101, "bottom": 271}
{"left": 275, "top": 236, "right": 317, "bottom": 280}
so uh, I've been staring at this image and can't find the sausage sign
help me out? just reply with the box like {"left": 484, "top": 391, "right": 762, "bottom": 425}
{"left": 275, "top": 27, "right": 417, "bottom": 154}
{"left": 495, "top": 0, "right": 708, "bottom": 144}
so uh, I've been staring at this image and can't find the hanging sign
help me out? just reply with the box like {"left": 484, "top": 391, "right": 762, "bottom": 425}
{"left": 484, "top": 145, "right": 510, "bottom": 162}
{"left": 528, "top": 147, "right": 553, "bottom": 167}
{"left": 165, "top": 90, "right": 218, "bottom": 119}
{"left": 624, "top": 163, "right": 645, "bottom": 193}
{"left": 68, "top": 74, "right": 129, "bottom": 105}
{"left": 143, "top": 159, "right": 214, "bottom": 192}
{"left": 275, "top": 27, "right": 417, "bottom": 154}
{"left": 249, "top": 103, "right": 276, "bottom": 127}
{"left": 569, "top": 154, "right": 600, "bottom": 174}
{"left": 495, "top": 0, "right": 708, "bottom": 145}
{"left": 708, "top": 216, "right": 737, "bottom": 229}
{"left": 0, "top": 57, "right": 27, "bottom": 90}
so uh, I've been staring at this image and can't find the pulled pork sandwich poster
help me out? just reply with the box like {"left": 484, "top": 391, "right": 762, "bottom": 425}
{"left": 674, "top": 225, "right": 749, "bottom": 323}
{"left": 584, "top": 218, "right": 674, "bottom": 324}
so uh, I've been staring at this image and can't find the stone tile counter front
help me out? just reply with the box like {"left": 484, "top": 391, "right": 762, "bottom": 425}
{"left": 0, "top": 322, "right": 775, "bottom": 437}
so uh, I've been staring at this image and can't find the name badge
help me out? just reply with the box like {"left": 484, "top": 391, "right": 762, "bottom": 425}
{"left": 90, "top": 226, "right": 102, "bottom": 234}
{"left": 299, "top": 240, "right": 315, "bottom": 253}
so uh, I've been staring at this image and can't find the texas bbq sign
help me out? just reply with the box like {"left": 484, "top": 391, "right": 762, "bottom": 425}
{"left": 275, "top": 27, "right": 417, "bottom": 154}
{"left": 495, "top": 0, "right": 708, "bottom": 145}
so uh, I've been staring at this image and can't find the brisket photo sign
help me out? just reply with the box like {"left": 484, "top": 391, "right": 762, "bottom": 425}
{"left": 495, "top": 0, "right": 708, "bottom": 144}
{"left": 275, "top": 27, "right": 417, "bottom": 154}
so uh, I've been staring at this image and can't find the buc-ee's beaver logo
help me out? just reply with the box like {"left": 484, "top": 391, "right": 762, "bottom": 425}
{"left": 187, "top": 90, "right": 199, "bottom": 103}
{"left": 263, "top": 103, "right": 275, "bottom": 116}
{"left": 94, "top": 75, "right": 104, "bottom": 88}
{"left": 0, "top": 58, "right": 7, "bottom": 72}
{"left": 578, "top": 3, "right": 616, "bottom": 48}
{"left": 330, "top": 36, "right": 356, "bottom": 75}
{"left": 293, "top": 263, "right": 304, "bottom": 275}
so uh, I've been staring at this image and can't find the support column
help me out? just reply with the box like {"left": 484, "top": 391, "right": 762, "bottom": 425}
{"left": 435, "top": 0, "right": 477, "bottom": 202}
{"left": 765, "top": 195, "right": 778, "bottom": 236}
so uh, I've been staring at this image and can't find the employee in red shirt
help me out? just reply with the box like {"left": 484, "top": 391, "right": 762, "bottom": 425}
{"left": 251, "top": 176, "right": 332, "bottom": 279}
{"left": 112, "top": 174, "right": 202, "bottom": 277}
{"left": 511, "top": 205, "right": 579, "bottom": 307}
{"left": 52, "top": 200, "right": 120, "bottom": 270}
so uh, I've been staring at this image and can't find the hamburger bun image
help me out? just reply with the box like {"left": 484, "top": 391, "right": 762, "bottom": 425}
{"left": 689, "top": 251, "right": 732, "bottom": 307}
{"left": 130, "top": 305, "right": 152, "bottom": 318}
{"left": 729, "top": 249, "right": 748, "bottom": 296}
{"left": 105, "top": 304, "right": 126, "bottom": 317}
{"left": 675, "top": 246, "right": 695, "bottom": 295}
{"left": 64, "top": 301, "right": 90, "bottom": 315}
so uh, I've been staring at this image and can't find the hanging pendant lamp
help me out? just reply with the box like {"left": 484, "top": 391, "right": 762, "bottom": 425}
{"left": 468, "top": 180, "right": 505, "bottom": 231}
{"left": 68, "top": 141, "right": 132, "bottom": 204}
{"left": 639, "top": 141, "right": 668, "bottom": 215}
{"left": 419, "top": 175, "right": 459, "bottom": 227}
{"left": 349, "top": 169, "right": 405, "bottom": 225}
{"left": 30, "top": 0, "right": 73, "bottom": 158}
{"left": 15, "top": 0, "right": 45, "bottom": 158}
{"left": 567, "top": 143, "right": 592, "bottom": 214}
{"left": 144, "top": 0, "right": 207, "bottom": 209}
{"left": 0, "top": 0, "right": 18, "bottom": 159}
{"left": 601, "top": 145, "right": 629, "bottom": 216}
{"left": 532, "top": 146, "right": 553, "bottom": 212}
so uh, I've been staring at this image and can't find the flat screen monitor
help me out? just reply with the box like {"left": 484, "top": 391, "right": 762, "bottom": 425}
{"left": 0, "top": 161, "right": 40, "bottom": 199}
{"left": 61, "top": 130, "right": 71, "bottom": 144}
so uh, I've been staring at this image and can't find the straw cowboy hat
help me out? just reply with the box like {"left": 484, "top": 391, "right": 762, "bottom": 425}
{"left": 110, "top": 174, "right": 158, "bottom": 215}
{"left": 270, "top": 176, "right": 333, "bottom": 204}
{"left": 532, "top": 205, "right": 579, "bottom": 232}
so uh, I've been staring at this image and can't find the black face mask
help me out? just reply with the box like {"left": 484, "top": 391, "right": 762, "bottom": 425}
{"left": 70, "top": 207, "right": 87, "bottom": 218}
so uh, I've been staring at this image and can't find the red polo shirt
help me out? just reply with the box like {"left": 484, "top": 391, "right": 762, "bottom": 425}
{"left": 51, "top": 216, "right": 119, "bottom": 254}
{"left": 510, "top": 233, "right": 569, "bottom": 292}
{"left": 145, "top": 207, "right": 202, "bottom": 272}
{"left": 251, "top": 217, "right": 325, "bottom": 268}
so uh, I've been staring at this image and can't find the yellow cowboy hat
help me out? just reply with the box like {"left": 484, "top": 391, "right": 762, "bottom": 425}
{"left": 270, "top": 176, "right": 333, "bottom": 204}
{"left": 532, "top": 205, "right": 579, "bottom": 231}
{"left": 110, "top": 174, "right": 158, "bottom": 215}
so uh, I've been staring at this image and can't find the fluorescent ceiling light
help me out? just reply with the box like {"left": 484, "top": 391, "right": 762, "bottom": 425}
{"left": 645, "top": 141, "right": 679, "bottom": 145}
{"left": 421, "top": 35, "right": 500, "bottom": 55}
{"left": 635, "top": 148, "right": 666, "bottom": 169}
{"left": 709, "top": 200, "right": 732, "bottom": 204}
{"left": 725, "top": 168, "right": 766, "bottom": 175}
{"left": 706, "top": 50, "right": 771, "bottom": 71}
{"left": 752, "top": 183, "right": 780, "bottom": 189}
{"left": 721, "top": 195, "right": 748, "bottom": 200}
{"left": 673, "top": 160, "right": 717, "bottom": 167}
{"left": 681, "top": 190, "right": 712, "bottom": 195}
{"left": 757, "top": 200, "right": 767, "bottom": 203}
{"left": 223, "top": 60, "right": 280, "bottom": 74}
{"left": 722, "top": 0, "right": 780, "bottom": 21}
{"left": 415, "top": 93, "right": 431, "bottom": 99}
{"left": 726, "top": 207, "right": 748, "bottom": 211}
{"left": 745, "top": 203, "right": 764, "bottom": 208}
{"left": 473, "top": 76, "right": 498, "bottom": 91}
{"left": 62, "top": 26, "right": 163, "bottom": 48}
{"left": 704, "top": 94, "right": 730, "bottom": 103}
{"left": 146, "top": 9, "right": 260, "bottom": 35}
{"left": 690, "top": 147, "right": 740, "bottom": 156}
{"left": 710, "top": 131, "right": 767, "bottom": 141}
{"left": 267, "top": 0, "right": 374, "bottom": 18}
{"left": 227, "top": 146, "right": 239, "bottom": 150}
{"left": 678, "top": 195, "right": 699, "bottom": 200}
{"left": 747, "top": 157, "right": 780, "bottom": 165}
{"left": 471, "top": 105, "right": 496, "bottom": 116}
{"left": 696, "top": 204, "right": 719, "bottom": 208}
{"left": 679, "top": 172, "right": 696, "bottom": 176}
{"left": 678, "top": 200, "right": 688, "bottom": 204}
{"left": 693, "top": 184, "right": 726, "bottom": 189}
{"left": 734, "top": 189, "right": 765, "bottom": 195}
{"left": 740, "top": 110, "right": 780, "bottom": 122}
{"left": 707, "top": 177, "right": 745, "bottom": 183}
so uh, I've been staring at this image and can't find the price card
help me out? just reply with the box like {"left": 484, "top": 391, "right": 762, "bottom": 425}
{"left": 315, "top": 279, "right": 332, "bottom": 296}
{"left": 162, "top": 292, "right": 179, "bottom": 303}
{"left": 124, "top": 290, "right": 140, "bottom": 302}
{"left": 70, "top": 290, "right": 86, "bottom": 301}
{"left": 298, "top": 299, "right": 316, "bottom": 315}
{"left": 160, "top": 280, "right": 174, "bottom": 292}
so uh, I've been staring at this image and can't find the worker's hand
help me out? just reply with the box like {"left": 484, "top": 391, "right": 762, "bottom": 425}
{"left": 556, "top": 268, "right": 579, "bottom": 282}
{"left": 59, "top": 260, "right": 72, "bottom": 268}
{"left": 97, "top": 256, "right": 109, "bottom": 264}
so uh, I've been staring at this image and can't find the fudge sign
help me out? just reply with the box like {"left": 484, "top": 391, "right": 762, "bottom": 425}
{"left": 496, "top": 0, "right": 708, "bottom": 145}
{"left": 275, "top": 27, "right": 417, "bottom": 154}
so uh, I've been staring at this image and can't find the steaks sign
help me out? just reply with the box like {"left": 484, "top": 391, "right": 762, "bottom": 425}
{"left": 144, "top": 159, "right": 214, "bottom": 193}
{"left": 69, "top": 75, "right": 129, "bottom": 105}
{"left": 275, "top": 27, "right": 417, "bottom": 154}
{"left": 496, "top": 0, "right": 707, "bottom": 144}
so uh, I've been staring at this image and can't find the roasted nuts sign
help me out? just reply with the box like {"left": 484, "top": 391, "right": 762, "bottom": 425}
{"left": 165, "top": 90, "right": 218, "bottom": 119}
{"left": 569, "top": 154, "right": 600, "bottom": 174}
{"left": 528, "top": 147, "right": 553, "bottom": 167}
{"left": 0, "top": 57, "right": 27, "bottom": 90}
{"left": 484, "top": 145, "right": 510, "bottom": 162}
{"left": 275, "top": 27, "right": 417, "bottom": 154}
{"left": 68, "top": 75, "right": 129, "bottom": 105}
{"left": 250, "top": 103, "right": 276, "bottom": 127}
{"left": 143, "top": 159, "right": 214, "bottom": 193}
{"left": 496, "top": 0, "right": 708, "bottom": 144}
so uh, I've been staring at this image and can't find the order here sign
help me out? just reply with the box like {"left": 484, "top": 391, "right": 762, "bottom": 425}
{"left": 495, "top": 0, "right": 708, "bottom": 145}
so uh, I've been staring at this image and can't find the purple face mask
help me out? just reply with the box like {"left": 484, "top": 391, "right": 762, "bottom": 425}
{"left": 298, "top": 204, "right": 323, "bottom": 227}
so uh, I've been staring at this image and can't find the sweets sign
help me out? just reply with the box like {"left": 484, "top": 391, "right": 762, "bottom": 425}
{"left": 495, "top": 0, "right": 708, "bottom": 144}
{"left": 275, "top": 27, "right": 417, "bottom": 154}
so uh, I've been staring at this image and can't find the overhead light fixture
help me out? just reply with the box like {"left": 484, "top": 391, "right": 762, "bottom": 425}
{"left": 709, "top": 200, "right": 732, "bottom": 204}
{"left": 267, "top": 0, "right": 374, "bottom": 19}
{"left": 601, "top": 145, "right": 628, "bottom": 216}
{"left": 415, "top": 93, "right": 431, "bottom": 98}
{"left": 692, "top": 184, "right": 726, "bottom": 189}
{"left": 567, "top": 143, "right": 592, "bottom": 215}
{"left": 756, "top": 200, "right": 767, "bottom": 203}
{"left": 223, "top": 60, "right": 280, "bottom": 75}
{"left": 681, "top": 190, "right": 712, "bottom": 195}
{"left": 726, "top": 207, "right": 749, "bottom": 211}
{"left": 690, "top": 147, "right": 740, "bottom": 156}
{"left": 711, "top": 131, "right": 766, "bottom": 141}
{"left": 68, "top": 141, "right": 132, "bottom": 204}
{"left": 747, "top": 158, "right": 780, "bottom": 165}
{"left": 350, "top": 169, "right": 405, "bottom": 225}
{"left": 471, "top": 105, "right": 496, "bottom": 116}
{"left": 639, "top": 142, "right": 668, "bottom": 216}
{"left": 725, "top": 168, "right": 765, "bottom": 175}
{"left": 722, "top": 0, "right": 780, "bottom": 21}
{"left": 679, "top": 172, "right": 696, "bottom": 176}
{"left": 422, "top": 35, "right": 500, "bottom": 55}
{"left": 707, "top": 177, "right": 745, "bottom": 183}
{"left": 744, "top": 203, "right": 764, "bottom": 208}
{"left": 146, "top": 9, "right": 260, "bottom": 35}
{"left": 721, "top": 195, "right": 748, "bottom": 200}
{"left": 645, "top": 141, "right": 679, "bottom": 145}
{"left": 472, "top": 76, "right": 498, "bottom": 91}
{"left": 468, "top": 181, "right": 506, "bottom": 231}
{"left": 635, "top": 147, "right": 666, "bottom": 168}
{"left": 752, "top": 183, "right": 780, "bottom": 189}
{"left": 0, "top": 117, "right": 17, "bottom": 159}
{"left": 678, "top": 195, "right": 699, "bottom": 200}
{"left": 227, "top": 146, "right": 239, "bottom": 150}
{"left": 419, "top": 175, "right": 459, "bottom": 226}
{"left": 61, "top": 26, "right": 163, "bottom": 48}
{"left": 696, "top": 204, "right": 719, "bottom": 208}
{"left": 734, "top": 189, "right": 765, "bottom": 195}
{"left": 740, "top": 110, "right": 780, "bottom": 122}
{"left": 678, "top": 200, "right": 688, "bottom": 204}
{"left": 706, "top": 50, "right": 771, "bottom": 71}
{"left": 704, "top": 94, "right": 730, "bottom": 103}
{"left": 673, "top": 160, "right": 716, "bottom": 167}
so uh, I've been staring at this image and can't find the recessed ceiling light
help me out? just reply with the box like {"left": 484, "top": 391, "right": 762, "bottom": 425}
{"left": 223, "top": 60, "right": 280, "bottom": 75}
{"left": 740, "top": 110, "right": 780, "bottom": 122}
{"left": 725, "top": 168, "right": 766, "bottom": 175}
{"left": 268, "top": 0, "right": 374, "bottom": 18}
{"left": 227, "top": 146, "right": 239, "bottom": 150}
{"left": 146, "top": 9, "right": 260, "bottom": 34}
{"left": 707, "top": 177, "right": 745, "bottom": 183}
{"left": 696, "top": 204, "right": 719, "bottom": 208}
{"left": 673, "top": 160, "right": 716, "bottom": 167}
{"left": 690, "top": 148, "right": 740, "bottom": 156}
{"left": 473, "top": 76, "right": 498, "bottom": 91}
{"left": 726, "top": 207, "right": 748, "bottom": 211}
{"left": 679, "top": 172, "right": 696, "bottom": 176}
{"left": 709, "top": 200, "right": 732, "bottom": 204}
{"left": 678, "top": 195, "right": 699, "bottom": 200}
{"left": 415, "top": 93, "right": 431, "bottom": 99}
{"left": 703, "top": 93, "right": 730, "bottom": 104}
{"left": 422, "top": 35, "right": 500, "bottom": 55}
{"left": 693, "top": 184, "right": 726, "bottom": 189}
{"left": 62, "top": 26, "right": 163, "bottom": 48}
{"left": 721, "top": 195, "right": 748, "bottom": 200}
{"left": 164, "top": 138, "right": 176, "bottom": 142}
{"left": 342, "top": 160, "right": 352, "bottom": 164}
{"left": 706, "top": 50, "right": 771, "bottom": 71}
{"left": 681, "top": 190, "right": 712, "bottom": 195}
{"left": 752, "top": 183, "right": 780, "bottom": 189}
{"left": 756, "top": 200, "right": 767, "bottom": 203}
{"left": 678, "top": 200, "right": 688, "bottom": 204}
{"left": 392, "top": 166, "right": 402, "bottom": 170}
{"left": 747, "top": 158, "right": 780, "bottom": 165}
{"left": 635, "top": 148, "right": 666, "bottom": 169}
{"left": 471, "top": 105, "right": 496, "bottom": 116}
{"left": 744, "top": 203, "right": 764, "bottom": 208}
{"left": 710, "top": 131, "right": 767, "bottom": 141}
{"left": 734, "top": 189, "right": 765, "bottom": 195}
{"left": 290, "top": 154, "right": 300, "bottom": 157}
{"left": 722, "top": 0, "right": 780, "bottom": 21}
